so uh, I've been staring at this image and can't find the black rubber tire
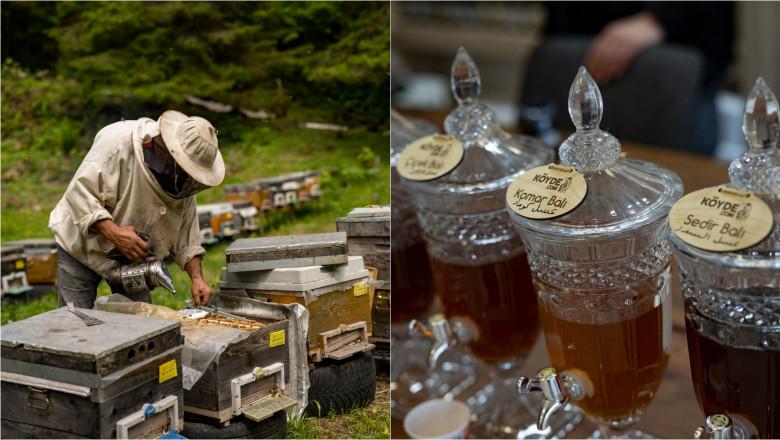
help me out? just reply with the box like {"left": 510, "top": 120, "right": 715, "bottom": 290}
{"left": 305, "top": 351, "right": 376, "bottom": 417}
{"left": 182, "top": 410, "right": 287, "bottom": 439}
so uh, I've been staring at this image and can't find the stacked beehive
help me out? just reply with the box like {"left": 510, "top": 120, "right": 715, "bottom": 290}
{"left": 219, "top": 232, "right": 375, "bottom": 364}
{"left": 219, "top": 232, "right": 378, "bottom": 416}
{"left": 336, "top": 206, "right": 390, "bottom": 360}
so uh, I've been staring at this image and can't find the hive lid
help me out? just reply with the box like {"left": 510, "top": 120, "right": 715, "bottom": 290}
{"left": 1, "top": 307, "right": 179, "bottom": 360}
{"left": 344, "top": 206, "right": 390, "bottom": 219}
{"left": 226, "top": 232, "right": 348, "bottom": 272}
{"left": 4, "top": 238, "right": 57, "bottom": 249}
{"left": 220, "top": 255, "right": 368, "bottom": 292}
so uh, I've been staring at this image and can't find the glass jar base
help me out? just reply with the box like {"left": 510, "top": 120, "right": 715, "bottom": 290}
{"left": 588, "top": 428, "right": 653, "bottom": 439}
{"left": 391, "top": 328, "right": 482, "bottom": 418}
{"left": 587, "top": 415, "right": 652, "bottom": 439}
{"left": 467, "top": 376, "right": 583, "bottom": 439}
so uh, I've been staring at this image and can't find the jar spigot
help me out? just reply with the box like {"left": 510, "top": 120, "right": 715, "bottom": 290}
{"left": 693, "top": 414, "right": 744, "bottom": 439}
{"left": 409, "top": 313, "right": 472, "bottom": 368}
{"left": 517, "top": 367, "right": 584, "bottom": 431}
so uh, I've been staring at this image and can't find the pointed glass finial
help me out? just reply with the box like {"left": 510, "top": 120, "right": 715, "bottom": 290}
{"left": 451, "top": 47, "right": 481, "bottom": 105}
{"left": 558, "top": 67, "right": 619, "bottom": 171}
{"left": 743, "top": 77, "right": 780, "bottom": 150}
{"left": 729, "top": 77, "right": 780, "bottom": 193}
{"left": 444, "top": 47, "right": 497, "bottom": 141}
{"left": 568, "top": 67, "right": 603, "bottom": 131}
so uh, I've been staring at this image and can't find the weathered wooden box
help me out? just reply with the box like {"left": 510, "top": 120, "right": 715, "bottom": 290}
{"left": 336, "top": 206, "right": 390, "bottom": 281}
{"left": 197, "top": 203, "right": 240, "bottom": 240}
{"left": 372, "top": 281, "right": 391, "bottom": 340}
{"left": 220, "top": 256, "right": 374, "bottom": 363}
{"left": 0, "top": 307, "right": 184, "bottom": 439}
{"left": 1, "top": 244, "right": 33, "bottom": 298}
{"left": 182, "top": 316, "right": 297, "bottom": 425}
{"left": 5, "top": 239, "right": 58, "bottom": 285}
{"left": 225, "top": 232, "right": 348, "bottom": 272}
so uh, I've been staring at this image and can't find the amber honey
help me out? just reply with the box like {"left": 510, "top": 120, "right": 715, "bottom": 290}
{"left": 431, "top": 253, "right": 539, "bottom": 361}
{"left": 536, "top": 269, "right": 671, "bottom": 421}
{"left": 686, "top": 309, "right": 779, "bottom": 438}
{"left": 391, "top": 239, "right": 436, "bottom": 323}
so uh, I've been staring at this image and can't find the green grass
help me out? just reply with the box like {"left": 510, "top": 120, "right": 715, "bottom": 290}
{"left": 288, "top": 377, "right": 391, "bottom": 439}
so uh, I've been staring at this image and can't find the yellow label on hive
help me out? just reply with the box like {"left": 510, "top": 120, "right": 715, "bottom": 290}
{"left": 353, "top": 283, "right": 368, "bottom": 297}
{"left": 397, "top": 134, "right": 464, "bottom": 181}
{"left": 506, "top": 163, "right": 588, "bottom": 219}
{"left": 269, "top": 329, "right": 286, "bottom": 348}
{"left": 669, "top": 185, "right": 774, "bottom": 252}
{"left": 15, "top": 260, "right": 24, "bottom": 270}
{"left": 158, "top": 359, "right": 177, "bottom": 383}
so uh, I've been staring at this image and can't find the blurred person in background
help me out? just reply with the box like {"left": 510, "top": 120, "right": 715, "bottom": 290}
{"left": 543, "top": 2, "right": 734, "bottom": 154}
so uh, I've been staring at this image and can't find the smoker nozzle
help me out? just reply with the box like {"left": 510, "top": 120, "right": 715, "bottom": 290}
{"left": 108, "top": 259, "right": 176, "bottom": 295}
{"left": 151, "top": 260, "right": 176, "bottom": 294}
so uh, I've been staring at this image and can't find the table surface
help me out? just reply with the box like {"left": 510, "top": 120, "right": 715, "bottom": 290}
{"left": 390, "top": 122, "right": 732, "bottom": 438}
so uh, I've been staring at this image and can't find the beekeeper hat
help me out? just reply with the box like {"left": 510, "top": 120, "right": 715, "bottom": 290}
{"left": 158, "top": 110, "right": 225, "bottom": 187}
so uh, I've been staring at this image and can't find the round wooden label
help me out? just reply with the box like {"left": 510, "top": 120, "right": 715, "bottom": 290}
{"left": 506, "top": 164, "right": 588, "bottom": 219}
{"left": 397, "top": 134, "right": 465, "bottom": 181}
{"left": 669, "top": 185, "right": 774, "bottom": 252}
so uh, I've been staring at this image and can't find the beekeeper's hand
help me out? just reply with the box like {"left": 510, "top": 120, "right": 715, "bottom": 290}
{"left": 191, "top": 277, "right": 212, "bottom": 307}
{"left": 95, "top": 219, "right": 151, "bottom": 261}
{"left": 185, "top": 256, "right": 212, "bottom": 306}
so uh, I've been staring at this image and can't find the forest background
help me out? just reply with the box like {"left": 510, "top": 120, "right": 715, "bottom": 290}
{"left": 1, "top": 3, "right": 390, "bottom": 436}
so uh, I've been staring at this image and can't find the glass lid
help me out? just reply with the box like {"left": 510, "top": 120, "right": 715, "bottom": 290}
{"left": 407, "top": 47, "right": 551, "bottom": 196}
{"left": 391, "top": 110, "right": 438, "bottom": 167}
{"left": 671, "top": 77, "right": 780, "bottom": 266}
{"left": 509, "top": 67, "right": 683, "bottom": 239}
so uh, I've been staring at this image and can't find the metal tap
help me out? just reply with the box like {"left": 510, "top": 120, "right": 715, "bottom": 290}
{"left": 409, "top": 313, "right": 461, "bottom": 367}
{"left": 694, "top": 414, "right": 743, "bottom": 439}
{"left": 518, "top": 367, "right": 584, "bottom": 431}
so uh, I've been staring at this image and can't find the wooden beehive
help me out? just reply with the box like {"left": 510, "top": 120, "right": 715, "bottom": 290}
{"left": 225, "top": 232, "right": 348, "bottom": 272}
{"left": 220, "top": 256, "right": 374, "bottom": 363}
{"left": 182, "top": 316, "right": 295, "bottom": 425}
{"left": 1, "top": 244, "right": 32, "bottom": 298}
{"left": 337, "top": 206, "right": 391, "bottom": 347}
{"left": 224, "top": 183, "right": 252, "bottom": 205}
{"left": 372, "top": 280, "right": 391, "bottom": 341}
{"left": 336, "top": 206, "right": 390, "bottom": 282}
{"left": 1, "top": 307, "right": 184, "bottom": 439}
{"left": 6, "top": 238, "right": 58, "bottom": 285}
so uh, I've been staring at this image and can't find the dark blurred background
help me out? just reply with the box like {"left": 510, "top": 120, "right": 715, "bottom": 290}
{"left": 391, "top": 1, "right": 780, "bottom": 161}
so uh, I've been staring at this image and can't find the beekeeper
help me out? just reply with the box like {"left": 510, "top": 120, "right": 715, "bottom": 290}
{"left": 49, "top": 110, "right": 224, "bottom": 308}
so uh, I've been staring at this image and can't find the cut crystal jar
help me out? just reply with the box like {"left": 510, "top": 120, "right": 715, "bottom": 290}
{"left": 403, "top": 47, "right": 583, "bottom": 439}
{"left": 391, "top": 111, "right": 438, "bottom": 325}
{"left": 671, "top": 77, "right": 780, "bottom": 439}
{"left": 510, "top": 67, "right": 683, "bottom": 439}
{"left": 390, "top": 112, "right": 480, "bottom": 418}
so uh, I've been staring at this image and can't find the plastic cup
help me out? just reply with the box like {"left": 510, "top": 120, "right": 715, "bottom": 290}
{"left": 403, "top": 399, "right": 470, "bottom": 439}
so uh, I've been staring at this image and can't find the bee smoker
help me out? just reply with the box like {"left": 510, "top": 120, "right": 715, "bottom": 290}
{"left": 107, "top": 232, "right": 176, "bottom": 295}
